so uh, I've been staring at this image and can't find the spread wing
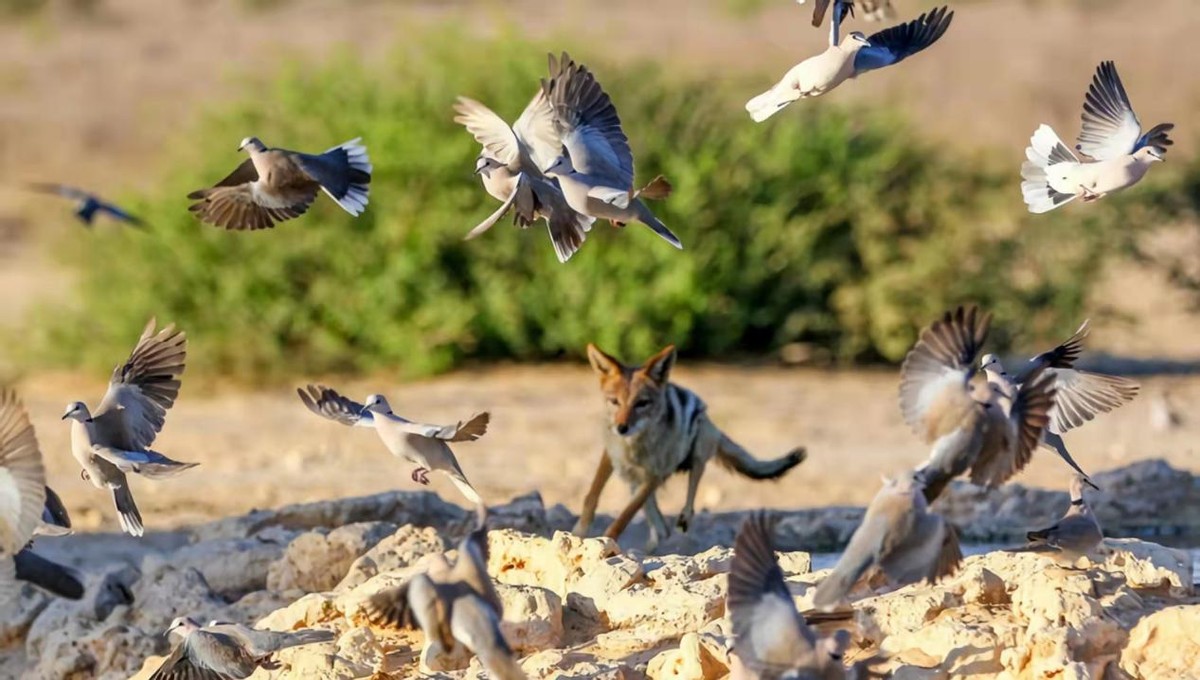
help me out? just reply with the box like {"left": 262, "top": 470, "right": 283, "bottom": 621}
{"left": 1015, "top": 319, "right": 1089, "bottom": 382}
{"left": 362, "top": 581, "right": 417, "bottom": 629}
{"left": 187, "top": 158, "right": 315, "bottom": 230}
{"left": 728, "top": 513, "right": 817, "bottom": 674}
{"left": 513, "top": 87, "right": 564, "bottom": 173}
{"left": 0, "top": 390, "right": 45, "bottom": 556}
{"left": 296, "top": 384, "right": 371, "bottom": 427}
{"left": 434, "top": 412, "right": 490, "bottom": 442}
{"left": 855, "top": 6, "right": 954, "bottom": 74}
{"left": 969, "top": 367, "right": 1056, "bottom": 488}
{"left": 26, "top": 182, "right": 90, "bottom": 201}
{"left": 454, "top": 97, "right": 521, "bottom": 167}
{"left": 541, "top": 52, "right": 635, "bottom": 190}
{"left": 1075, "top": 61, "right": 1143, "bottom": 161}
{"left": 148, "top": 639, "right": 232, "bottom": 680}
{"left": 91, "top": 319, "right": 187, "bottom": 451}
{"left": 898, "top": 305, "right": 991, "bottom": 437}
{"left": 1046, "top": 369, "right": 1139, "bottom": 435}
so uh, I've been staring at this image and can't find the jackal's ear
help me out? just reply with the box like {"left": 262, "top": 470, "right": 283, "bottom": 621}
{"left": 641, "top": 345, "right": 677, "bottom": 384}
{"left": 587, "top": 344, "right": 622, "bottom": 377}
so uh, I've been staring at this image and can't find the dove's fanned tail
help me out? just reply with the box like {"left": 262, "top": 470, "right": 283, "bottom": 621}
{"left": 449, "top": 474, "right": 484, "bottom": 506}
{"left": 634, "top": 200, "right": 683, "bottom": 250}
{"left": 1021, "top": 125, "right": 1078, "bottom": 214}
{"left": 112, "top": 485, "right": 144, "bottom": 537}
{"left": 313, "top": 138, "right": 372, "bottom": 216}
{"left": 746, "top": 85, "right": 798, "bottom": 123}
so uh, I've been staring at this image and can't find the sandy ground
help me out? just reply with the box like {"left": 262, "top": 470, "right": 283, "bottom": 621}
{"left": 17, "top": 363, "right": 1199, "bottom": 535}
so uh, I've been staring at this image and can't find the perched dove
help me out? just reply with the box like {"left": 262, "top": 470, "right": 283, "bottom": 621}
{"left": 26, "top": 183, "right": 143, "bottom": 227}
{"left": 188, "top": 136, "right": 371, "bottom": 230}
{"left": 203, "top": 620, "right": 334, "bottom": 664}
{"left": 812, "top": 470, "right": 961, "bottom": 609}
{"left": 746, "top": 6, "right": 952, "bottom": 122}
{"left": 1021, "top": 61, "right": 1173, "bottom": 213}
{"left": 729, "top": 513, "right": 875, "bottom": 680}
{"left": 1025, "top": 474, "right": 1103, "bottom": 564}
{"left": 363, "top": 511, "right": 525, "bottom": 679}
{"left": 899, "top": 306, "right": 1057, "bottom": 503}
{"left": 455, "top": 94, "right": 595, "bottom": 263}
{"left": 151, "top": 617, "right": 273, "bottom": 680}
{"left": 980, "top": 319, "right": 1139, "bottom": 488}
{"left": 536, "top": 53, "right": 682, "bottom": 250}
{"left": 61, "top": 319, "right": 198, "bottom": 537}
{"left": 0, "top": 390, "right": 84, "bottom": 606}
{"left": 297, "top": 385, "right": 489, "bottom": 507}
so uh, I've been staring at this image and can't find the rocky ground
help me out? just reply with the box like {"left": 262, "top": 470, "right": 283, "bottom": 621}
{"left": 1, "top": 461, "right": 1197, "bottom": 679}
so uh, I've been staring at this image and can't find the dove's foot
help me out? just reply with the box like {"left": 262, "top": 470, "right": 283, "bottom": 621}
{"left": 411, "top": 467, "right": 431, "bottom": 485}
{"left": 609, "top": 219, "right": 627, "bottom": 229}
{"left": 80, "top": 469, "right": 91, "bottom": 483}
{"left": 676, "top": 513, "right": 691, "bottom": 533}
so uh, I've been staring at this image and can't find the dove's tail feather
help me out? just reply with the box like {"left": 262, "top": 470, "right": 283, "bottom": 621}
{"left": 313, "top": 138, "right": 372, "bottom": 216}
{"left": 449, "top": 474, "right": 484, "bottom": 506}
{"left": 634, "top": 175, "right": 672, "bottom": 201}
{"left": 634, "top": 200, "right": 683, "bottom": 250}
{"left": 746, "top": 85, "right": 798, "bottom": 123}
{"left": 14, "top": 550, "right": 85, "bottom": 600}
{"left": 112, "top": 485, "right": 144, "bottom": 537}
{"left": 1021, "top": 125, "right": 1078, "bottom": 214}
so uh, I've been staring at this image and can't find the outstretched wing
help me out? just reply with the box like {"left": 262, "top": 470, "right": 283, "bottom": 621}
{"left": 1015, "top": 319, "right": 1089, "bottom": 382}
{"left": 541, "top": 52, "right": 635, "bottom": 190}
{"left": 855, "top": 6, "right": 954, "bottom": 74}
{"left": 454, "top": 97, "right": 521, "bottom": 167}
{"left": 296, "top": 384, "right": 372, "bottom": 427}
{"left": 898, "top": 305, "right": 991, "bottom": 438}
{"left": 91, "top": 319, "right": 187, "bottom": 452}
{"left": 0, "top": 390, "right": 46, "bottom": 554}
{"left": 1075, "top": 61, "right": 1143, "bottom": 161}
{"left": 1046, "top": 369, "right": 1139, "bottom": 435}
{"left": 434, "top": 412, "right": 490, "bottom": 442}
{"left": 362, "top": 581, "right": 418, "bottom": 629}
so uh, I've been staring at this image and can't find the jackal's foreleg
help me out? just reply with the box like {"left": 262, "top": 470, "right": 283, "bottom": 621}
{"left": 604, "top": 477, "right": 662, "bottom": 544}
{"left": 643, "top": 492, "right": 671, "bottom": 552}
{"left": 573, "top": 450, "right": 613, "bottom": 537}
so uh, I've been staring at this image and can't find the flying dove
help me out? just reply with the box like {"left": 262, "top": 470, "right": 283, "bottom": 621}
{"left": 898, "top": 306, "right": 1057, "bottom": 503}
{"left": 188, "top": 136, "right": 371, "bottom": 230}
{"left": 812, "top": 470, "right": 961, "bottom": 610}
{"left": 151, "top": 617, "right": 274, "bottom": 680}
{"left": 61, "top": 319, "right": 198, "bottom": 537}
{"left": 980, "top": 319, "right": 1139, "bottom": 488}
{"left": 1021, "top": 61, "right": 1173, "bottom": 213}
{"left": 1025, "top": 474, "right": 1103, "bottom": 564}
{"left": 0, "top": 389, "right": 85, "bottom": 606}
{"left": 746, "top": 6, "right": 952, "bottom": 122}
{"left": 297, "top": 385, "right": 489, "bottom": 507}
{"left": 203, "top": 620, "right": 334, "bottom": 665}
{"left": 454, "top": 94, "right": 596, "bottom": 263}
{"left": 363, "top": 511, "right": 525, "bottom": 679}
{"left": 535, "top": 53, "right": 682, "bottom": 250}
{"left": 26, "top": 183, "right": 143, "bottom": 227}
{"left": 729, "top": 513, "right": 876, "bottom": 680}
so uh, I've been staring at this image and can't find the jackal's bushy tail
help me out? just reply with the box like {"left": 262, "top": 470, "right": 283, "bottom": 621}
{"left": 716, "top": 436, "right": 806, "bottom": 480}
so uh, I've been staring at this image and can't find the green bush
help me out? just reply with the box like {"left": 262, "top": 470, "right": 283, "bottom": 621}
{"left": 28, "top": 30, "right": 1146, "bottom": 380}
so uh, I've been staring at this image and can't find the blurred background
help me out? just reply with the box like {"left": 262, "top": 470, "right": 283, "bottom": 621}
{"left": 0, "top": 0, "right": 1198, "bottom": 533}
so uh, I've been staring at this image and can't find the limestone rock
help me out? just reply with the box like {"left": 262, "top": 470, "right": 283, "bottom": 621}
{"left": 646, "top": 631, "right": 727, "bottom": 680}
{"left": 337, "top": 524, "right": 446, "bottom": 590}
{"left": 1119, "top": 604, "right": 1200, "bottom": 679}
{"left": 497, "top": 583, "right": 564, "bottom": 653}
{"left": 266, "top": 521, "right": 397, "bottom": 593}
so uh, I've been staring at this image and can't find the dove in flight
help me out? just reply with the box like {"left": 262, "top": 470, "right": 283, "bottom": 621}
{"left": 26, "top": 183, "right": 143, "bottom": 227}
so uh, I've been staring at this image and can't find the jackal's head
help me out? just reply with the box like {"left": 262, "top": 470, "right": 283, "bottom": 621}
{"left": 587, "top": 343, "right": 676, "bottom": 437}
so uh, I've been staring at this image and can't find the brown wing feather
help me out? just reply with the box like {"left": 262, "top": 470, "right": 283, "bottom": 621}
{"left": 187, "top": 184, "right": 315, "bottom": 231}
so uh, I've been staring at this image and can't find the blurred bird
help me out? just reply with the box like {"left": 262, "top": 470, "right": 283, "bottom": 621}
{"left": 898, "top": 306, "right": 1057, "bottom": 503}
{"left": 1025, "top": 474, "right": 1103, "bottom": 565}
{"left": 61, "top": 319, "right": 197, "bottom": 537}
{"left": 297, "top": 385, "right": 489, "bottom": 507}
{"left": 1021, "top": 61, "right": 1173, "bottom": 213}
{"left": 746, "top": 6, "right": 952, "bottom": 122}
{"left": 812, "top": 470, "right": 961, "bottom": 610}
{"left": 26, "top": 183, "right": 143, "bottom": 227}
{"left": 803, "top": 0, "right": 896, "bottom": 27}
{"left": 151, "top": 617, "right": 281, "bottom": 680}
{"left": 203, "top": 620, "right": 335, "bottom": 666}
{"left": 454, "top": 94, "right": 595, "bottom": 263}
{"left": 36, "top": 485, "right": 73, "bottom": 538}
{"left": 980, "top": 319, "right": 1139, "bottom": 488}
{"left": 536, "top": 53, "right": 682, "bottom": 250}
{"left": 363, "top": 510, "right": 525, "bottom": 679}
{"left": 729, "top": 513, "right": 880, "bottom": 679}
{"left": 1150, "top": 387, "right": 1182, "bottom": 432}
{"left": 0, "top": 389, "right": 85, "bottom": 606}
{"left": 188, "top": 136, "right": 371, "bottom": 230}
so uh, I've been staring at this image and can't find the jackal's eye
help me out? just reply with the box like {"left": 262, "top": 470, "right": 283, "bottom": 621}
{"left": 634, "top": 398, "right": 651, "bottom": 408}
{"left": 607, "top": 398, "right": 619, "bottom": 406}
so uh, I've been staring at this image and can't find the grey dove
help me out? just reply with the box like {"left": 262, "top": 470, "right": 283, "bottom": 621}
{"left": 536, "top": 53, "right": 682, "bottom": 250}
{"left": 898, "top": 306, "right": 1057, "bottom": 503}
{"left": 188, "top": 136, "right": 371, "bottom": 230}
{"left": 61, "top": 319, "right": 198, "bottom": 537}
{"left": 363, "top": 510, "right": 525, "bottom": 680}
{"left": 746, "top": 6, "right": 952, "bottom": 122}
{"left": 455, "top": 93, "right": 595, "bottom": 263}
{"left": 1022, "top": 61, "right": 1173, "bottom": 213}
{"left": 297, "top": 385, "right": 489, "bottom": 507}
{"left": 729, "top": 513, "right": 879, "bottom": 680}
{"left": 0, "top": 390, "right": 84, "bottom": 606}
{"left": 151, "top": 617, "right": 275, "bottom": 680}
{"left": 203, "top": 620, "right": 334, "bottom": 664}
{"left": 26, "top": 182, "right": 143, "bottom": 227}
{"left": 812, "top": 470, "right": 961, "bottom": 609}
{"left": 980, "top": 319, "right": 1139, "bottom": 488}
{"left": 1026, "top": 474, "right": 1103, "bottom": 564}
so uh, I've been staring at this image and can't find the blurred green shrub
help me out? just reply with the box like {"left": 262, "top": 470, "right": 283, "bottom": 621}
{"left": 28, "top": 30, "right": 1147, "bottom": 380}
